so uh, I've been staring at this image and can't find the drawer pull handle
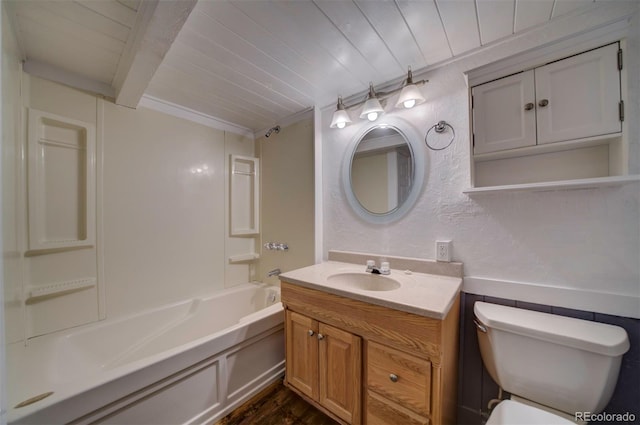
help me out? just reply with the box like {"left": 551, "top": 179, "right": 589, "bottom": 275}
{"left": 307, "top": 330, "right": 314, "bottom": 337}
{"left": 317, "top": 333, "right": 325, "bottom": 340}
{"left": 524, "top": 102, "right": 534, "bottom": 111}
{"left": 389, "top": 373, "right": 398, "bottom": 383}
{"left": 538, "top": 99, "right": 549, "bottom": 107}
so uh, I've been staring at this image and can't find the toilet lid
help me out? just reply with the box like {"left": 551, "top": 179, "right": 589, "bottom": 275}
{"left": 486, "top": 400, "right": 576, "bottom": 425}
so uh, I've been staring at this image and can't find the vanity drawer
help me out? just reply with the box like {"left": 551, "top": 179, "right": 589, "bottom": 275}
{"left": 367, "top": 341, "right": 431, "bottom": 416}
{"left": 366, "top": 392, "right": 428, "bottom": 425}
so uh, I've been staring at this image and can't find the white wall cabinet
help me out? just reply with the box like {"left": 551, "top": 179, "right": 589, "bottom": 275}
{"left": 469, "top": 42, "right": 629, "bottom": 189}
{"left": 472, "top": 43, "right": 621, "bottom": 155}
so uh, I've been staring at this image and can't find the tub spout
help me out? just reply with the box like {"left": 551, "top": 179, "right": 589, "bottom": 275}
{"left": 267, "top": 268, "right": 281, "bottom": 277}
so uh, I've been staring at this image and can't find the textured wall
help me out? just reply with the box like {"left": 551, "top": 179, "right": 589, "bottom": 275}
{"left": 321, "top": 5, "right": 640, "bottom": 313}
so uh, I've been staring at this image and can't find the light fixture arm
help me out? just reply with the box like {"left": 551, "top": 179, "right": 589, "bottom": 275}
{"left": 367, "top": 82, "right": 377, "bottom": 99}
{"left": 406, "top": 67, "right": 415, "bottom": 85}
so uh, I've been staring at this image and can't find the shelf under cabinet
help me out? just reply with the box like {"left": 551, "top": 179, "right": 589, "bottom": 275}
{"left": 464, "top": 175, "right": 640, "bottom": 195}
{"left": 472, "top": 133, "right": 621, "bottom": 162}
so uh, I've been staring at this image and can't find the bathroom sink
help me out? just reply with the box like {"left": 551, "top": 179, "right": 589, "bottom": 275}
{"left": 327, "top": 272, "right": 401, "bottom": 292}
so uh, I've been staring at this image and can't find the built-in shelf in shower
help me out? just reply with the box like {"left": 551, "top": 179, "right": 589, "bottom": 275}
{"left": 27, "top": 278, "right": 97, "bottom": 302}
{"left": 228, "top": 253, "right": 260, "bottom": 264}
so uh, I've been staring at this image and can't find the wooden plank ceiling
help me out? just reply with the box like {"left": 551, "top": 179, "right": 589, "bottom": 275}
{"left": 9, "top": 0, "right": 601, "bottom": 132}
{"left": 11, "top": 0, "right": 140, "bottom": 84}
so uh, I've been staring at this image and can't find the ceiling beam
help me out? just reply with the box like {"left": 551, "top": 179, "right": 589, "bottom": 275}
{"left": 113, "top": 0, "right": 197, "bottom": 108}
{"left": 23, "top": 60, "right": 115, "bottom": 98}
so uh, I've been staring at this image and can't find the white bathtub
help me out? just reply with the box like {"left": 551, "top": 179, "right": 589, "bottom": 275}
{"left": 7, "top": 282, "right": 284, "bottom": 424}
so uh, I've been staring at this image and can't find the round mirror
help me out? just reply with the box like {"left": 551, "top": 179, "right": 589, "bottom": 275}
{"left": 342, "top": 117, "right": 425, "bottom": 224}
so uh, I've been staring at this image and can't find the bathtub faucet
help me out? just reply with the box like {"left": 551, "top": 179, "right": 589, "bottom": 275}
{"left": 267, "top": 268, "right": 281, "bottom": 277}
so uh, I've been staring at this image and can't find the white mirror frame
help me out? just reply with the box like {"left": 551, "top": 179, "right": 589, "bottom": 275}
{"left": 342, "top": 116, "right": 425, "bottom": 224}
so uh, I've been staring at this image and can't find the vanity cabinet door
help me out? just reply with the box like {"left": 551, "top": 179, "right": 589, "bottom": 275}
{"left": 472, "top": 70, "right": 537, "bottom": 154}
{"left": 285, "top": 310, "right": 362, "bottom": 424}
{"left": 319, "top": 322, "right": 362, "bottom": 424}
{"left": 285, "top": 310, "right": 318, "bottom": 400}
{"left": 535, "top": 42, "right": 621, "bottom": 145}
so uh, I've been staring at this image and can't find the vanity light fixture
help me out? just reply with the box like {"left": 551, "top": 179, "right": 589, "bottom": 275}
{"left": 329, "top": 96, "right": 352, "bottom": 129}
{"left": 329, "top": 69, "right": 428, "bottom": 129}
{"left": 395, "top": 67, "right": 425, "bottom": 109}
{"left": 359, "top": 83, "right": 384, "bottom": 122}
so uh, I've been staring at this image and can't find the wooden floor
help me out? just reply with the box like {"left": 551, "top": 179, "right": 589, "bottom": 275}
{"left": 216, "top": 380, "right": 339, "bottom": 425}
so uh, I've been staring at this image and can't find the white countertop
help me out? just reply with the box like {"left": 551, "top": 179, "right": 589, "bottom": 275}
{"left": 279, "top": 261, "right": 462, "bottom": 319}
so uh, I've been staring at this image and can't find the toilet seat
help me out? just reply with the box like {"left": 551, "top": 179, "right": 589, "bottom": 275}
{"left": 486, "top": 400, "right": 576, "bottom": 425}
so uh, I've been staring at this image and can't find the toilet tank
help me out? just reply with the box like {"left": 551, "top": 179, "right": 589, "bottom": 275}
{"left": 474, "top": 302, "right": 629, "bottom": 415}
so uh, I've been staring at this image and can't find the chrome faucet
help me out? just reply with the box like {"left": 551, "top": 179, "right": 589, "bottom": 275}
{"left": 365, "top": 260, "right": 390, "bottom": 275}
{"left": 267, "top": 268, "right": 281, "bottom": 277}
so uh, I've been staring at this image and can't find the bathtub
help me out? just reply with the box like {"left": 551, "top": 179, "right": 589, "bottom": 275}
{"left": 7, "top": 282, "right": 284, "bottom": 425}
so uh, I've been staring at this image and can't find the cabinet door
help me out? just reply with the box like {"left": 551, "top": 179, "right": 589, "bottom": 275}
{"left": 535, "top": 43, "right": 621, "bottom": 144}
{"left": 286, "top": 310, "right": 318, "bottom": 400}
{"left": 319, "top": 322, "right": 362, "bottom": 424}
{"left": 472, "top": 70, "right": 536, "bottom": 154}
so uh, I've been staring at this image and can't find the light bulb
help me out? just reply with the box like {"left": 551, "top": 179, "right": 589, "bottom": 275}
{"left": 403, "top": 99, "right": 416, "bottom": 109}
{"left": 337, "top": 121, "right": 346, "bottom": 129}
{"left": 367, "top": 112, "right": 378, "bottom": 121}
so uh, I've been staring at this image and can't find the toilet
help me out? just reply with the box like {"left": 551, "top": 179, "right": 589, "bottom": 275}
{"left": 474, "top": 301, "right": 630, "bottom": 425}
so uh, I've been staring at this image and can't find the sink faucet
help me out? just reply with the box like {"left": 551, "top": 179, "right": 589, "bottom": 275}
{"left": 365, "top": 260, "right": 390, "bottom": 275}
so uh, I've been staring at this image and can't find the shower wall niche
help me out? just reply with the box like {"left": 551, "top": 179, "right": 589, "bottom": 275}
{"left": 27, "top": 109, "right": 96, "bottom": 252}
{"left": 230, "top": 155, "right": 259, "bottom": 237}
{"left": 227, "top": 155, "right": 261, "bottom": 266}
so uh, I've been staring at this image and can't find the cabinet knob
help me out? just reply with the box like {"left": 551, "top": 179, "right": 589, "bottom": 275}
{"left": 317, "top": 333, "right": 325, "bottom": 340}
{"left": 389, "top": 373, "right": 398, "bottom": 383}
{"left": 307, "top": 330, "right": 314, "bottom": 337}
{"left": 524, "top": 102, "right": 534, "bottom": 111}
{"left": 538, "top": 99, "right": 549, "bottom": 107}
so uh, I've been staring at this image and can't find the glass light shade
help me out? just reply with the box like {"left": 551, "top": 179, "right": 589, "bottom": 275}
{"left": 395, "top": 84, "right": 425, "bottom": 109}
{"left": 359, "top": 97, "right": 384, "bottom": 121}
{"left": 330, "top": 109, "right": 351, "bottom": 128}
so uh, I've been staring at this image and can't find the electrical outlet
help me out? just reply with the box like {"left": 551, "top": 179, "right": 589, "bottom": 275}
{"left": 436, "top": 240, "right": 452, "bottom": 262}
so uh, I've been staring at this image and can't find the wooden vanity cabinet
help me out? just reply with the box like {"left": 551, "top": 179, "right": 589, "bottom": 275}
{"left": 281, "top": 281, "right": 460, "bottom": 425}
